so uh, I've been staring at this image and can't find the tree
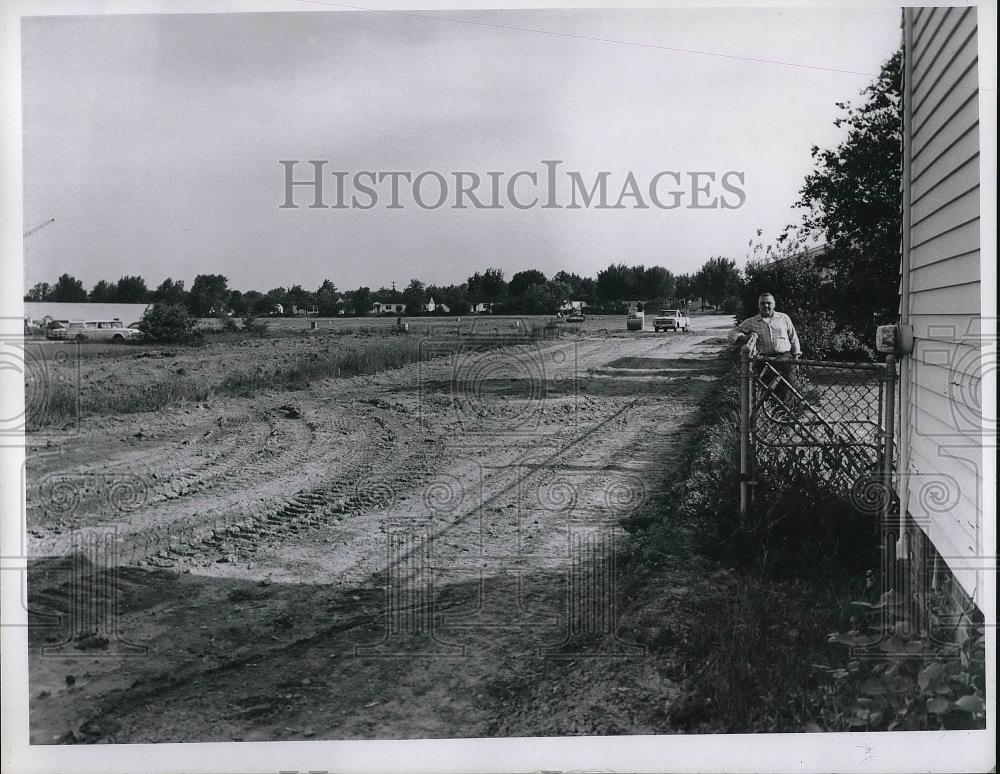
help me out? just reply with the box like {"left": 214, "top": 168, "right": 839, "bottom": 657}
{"left": 113, "top": 275, "right": 148, "bottom": 304}
{"left": 507, "top": 269, "right": 547, "bottom": 298}
{"left": 480, "top": 268, "right": 506, "bottom": 303}
{"left": 640, "top": 266, "right": 675, "bottom": 301}
{"left": 240, "top": 290, "right": 268, "bottom": 316}
{"left": 430, "top": 283, "right": 469, "bottom": 315}
{"left": 596, "top": 263, "right": 633, "bottom": 302}
{"left": 467, "top": 268, "right": 507, "bottom": 307}
{"left": 694, "top": 256, "right": 743, "bottom": 308}
{"left": 188, "top": 274, "right": 229, "bottom": 317}
{"left": 551, "top": 271, "right": 597, "bottom": 306}
{"left": 350, "top": 286, "right": 371, "bottom": 316}
{"left": 674, "top": 274, "right": 693, "bottom": 306}
{"left": 227, "top": 290, "right": 246, "bottom": 316}
{"left": 137, "top": 303, "right": 198, "bottom": 342}
{"left": 794, "top": 50, "right": 902, "bottom": 335}
{"left": 25, "top": 282, "right": 51, "bottom": 302}
{"left": 401, "top": 279, "right": 426, "bottom": 314}
{"left": 152, "top": 278, "right": 187, "bottom": 306}
{"left": 316, "top": 279, "right": 339, "bottom": 316}
{"left": 264, "top": 287, "right": 289, "bottom": 314}
{"left": 48, "top": 273, "right": 88, "bottom": 302}
{"left": 286, "top": 284, "right": 314, "bottom": 313}
{"left": 545, "top": 279, "right": 573, "bottom": 309}
{"left": 89, "top": 280, "right": 114, "bottom": 303}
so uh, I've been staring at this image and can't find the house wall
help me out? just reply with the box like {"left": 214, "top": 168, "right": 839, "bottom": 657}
{"left": 900, "top": 6, "right": 984, "bottom": 603}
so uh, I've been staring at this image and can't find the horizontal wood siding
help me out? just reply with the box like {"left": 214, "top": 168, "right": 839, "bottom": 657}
{"left": 909, "top": 250, "right": 979, "bottom": 290}
{"left": 903, "top": 6, "right": 982, "bottom": 603}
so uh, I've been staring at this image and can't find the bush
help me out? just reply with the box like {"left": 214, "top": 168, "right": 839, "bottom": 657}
{"left": 242, "top": 316, "right": 269, "bottom": 336}
{"left": 794, "top": 310, "right": 875, "bottom": 361}
{"left": 138, "top": 303, "right": 199, "bottom": 343}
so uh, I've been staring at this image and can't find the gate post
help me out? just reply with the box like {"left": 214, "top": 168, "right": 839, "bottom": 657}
{"left": 881, "top": 354, "right": 898, "bottom": 596}
{"left": 882, "top": 354, "right": 896, "bottom": 499}
{"left": 739, "top": 344, "right": 753, "bottom": 521}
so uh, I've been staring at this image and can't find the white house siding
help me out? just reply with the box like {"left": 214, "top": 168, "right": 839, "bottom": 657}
{"left": 901, "top": 6, "right": 984, "bottom": 601}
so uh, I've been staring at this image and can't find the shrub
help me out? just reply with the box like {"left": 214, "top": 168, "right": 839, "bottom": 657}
{"left": 242, "top": 316, "right": 269, "bottom": 336}
{"left": 138, "top": 303, "right": 199, "bottom": 343}
{"left": 795, "top": 310, "right": 875, "bottom": 362}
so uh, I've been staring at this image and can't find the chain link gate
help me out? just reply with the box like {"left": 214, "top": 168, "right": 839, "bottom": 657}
{"left": 738, "top": 333, "right": 897, "bottom": 522}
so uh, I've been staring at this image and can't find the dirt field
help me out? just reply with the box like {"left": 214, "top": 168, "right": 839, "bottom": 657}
{"left": 26, "top": 315, "right": 734, "bottom": 743}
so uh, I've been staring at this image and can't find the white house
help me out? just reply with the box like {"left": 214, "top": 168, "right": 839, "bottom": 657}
{"left": 896, "top": 6, "right": 991, "bottom": 623}
{"left": 558, "top": 300, "right": 587, "bottom": 313}
{"left": 471, "top": 302, "right": 494, "bottom": 314}
{"left": 370, "top": 301, "right": 406, "bottom": 315}
{"left": 425, "top": 297, "right": 450, "bottom": 314}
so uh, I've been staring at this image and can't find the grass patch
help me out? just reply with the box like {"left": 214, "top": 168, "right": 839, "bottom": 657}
{"left": 26, "top": 327, "right": 559, "bottom": 427}
{"left": 667, "top": 580, "right": 860, "bottom": 732}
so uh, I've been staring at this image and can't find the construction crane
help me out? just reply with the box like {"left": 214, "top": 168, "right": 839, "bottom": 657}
{"left": 23, "top": 218, "right": 55, "bottom": 238}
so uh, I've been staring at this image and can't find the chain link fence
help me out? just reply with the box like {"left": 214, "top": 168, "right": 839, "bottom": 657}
{"left": 738, "top": 333, "right": 897, "bottom": 520}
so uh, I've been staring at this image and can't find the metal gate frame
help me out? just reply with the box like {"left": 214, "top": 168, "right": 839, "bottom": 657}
{"left": 738, "top": 333, "right": 897, "bottom": 523}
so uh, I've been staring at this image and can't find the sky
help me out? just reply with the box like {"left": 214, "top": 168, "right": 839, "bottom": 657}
{"left": 20, "top": 7, "right": 902, "bottom": 294}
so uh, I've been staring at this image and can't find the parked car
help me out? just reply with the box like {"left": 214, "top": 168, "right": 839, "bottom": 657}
{"left": 44, "top": 320, "right": 70, "bottom": 339}
{"left": 56, "top": 320, "right": 143, "bottom": 343}
{"left": 653, "top": 309, "right": 690, "bottom": 332}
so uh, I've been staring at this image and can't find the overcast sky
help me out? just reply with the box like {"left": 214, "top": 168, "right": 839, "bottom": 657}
{"left": 21, "top": 7, "right": 901, "bottom": 294}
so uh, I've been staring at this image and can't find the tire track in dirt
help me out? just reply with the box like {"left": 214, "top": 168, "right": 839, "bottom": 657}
{"left": 27, "top": 319, "right": 734, "bottom": 743}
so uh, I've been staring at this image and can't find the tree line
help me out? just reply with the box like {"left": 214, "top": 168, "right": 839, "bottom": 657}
{"left": 25, "top": 256, "right": 744, "bottom": 318}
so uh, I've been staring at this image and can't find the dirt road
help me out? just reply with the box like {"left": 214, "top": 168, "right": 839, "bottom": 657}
{"left": 27, "top": 315, "right": 733, "bottom": 742}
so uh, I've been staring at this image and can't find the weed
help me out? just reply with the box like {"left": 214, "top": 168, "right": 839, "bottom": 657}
{"left": 822, "top": 589, "right": 987, "bottom": 731}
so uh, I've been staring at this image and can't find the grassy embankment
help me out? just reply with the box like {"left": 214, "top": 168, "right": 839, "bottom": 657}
{"left": 29, "top": 323, "right": 557, "bottom": 428}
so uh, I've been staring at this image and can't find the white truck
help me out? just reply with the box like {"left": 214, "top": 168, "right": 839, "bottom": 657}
{"left": 653, "top": 309, "right": 690, "bottom": 332}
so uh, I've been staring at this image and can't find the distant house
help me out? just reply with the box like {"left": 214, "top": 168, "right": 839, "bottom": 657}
{"left": 471, "top": 302, "right": 494, "bottom": 314}
{"left": 425, "top": 297, "right": 450, "bottom": 314}
{"left": 370, "top": 302, "right": 406, "bottom": 315}
{"left": 896, "top": 7, "right": 987, "bottom": 621}
{"left": 334, "top": 298, "right": 347, "bottom": 316}
{"left": 558, "top": 300, "right": 587, "bottom": 313}
{"left": 272, "top": 303, "right": 284, "bottom": 316}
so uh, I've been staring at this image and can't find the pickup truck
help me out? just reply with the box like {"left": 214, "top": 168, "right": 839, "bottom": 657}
{"left": 653, "top": 309, "right": 690, "bottom": 332}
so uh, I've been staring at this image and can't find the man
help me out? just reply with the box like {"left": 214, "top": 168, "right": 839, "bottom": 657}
{"left": 737, "top": 293, "right": 801, "bottom": 403}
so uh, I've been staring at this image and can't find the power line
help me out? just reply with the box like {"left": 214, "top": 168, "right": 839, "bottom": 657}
{"left": 296, "top": 0, "right": 879, "bottom": 78}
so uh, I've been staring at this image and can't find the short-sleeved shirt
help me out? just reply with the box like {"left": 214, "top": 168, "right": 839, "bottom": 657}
{"left": 737, "top": 311, "right": 801, "bottom": 356}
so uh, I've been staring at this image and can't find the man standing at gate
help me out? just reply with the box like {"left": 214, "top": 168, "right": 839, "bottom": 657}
{"left": 736, "top": 292, "right": 801, "bottom": 402}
